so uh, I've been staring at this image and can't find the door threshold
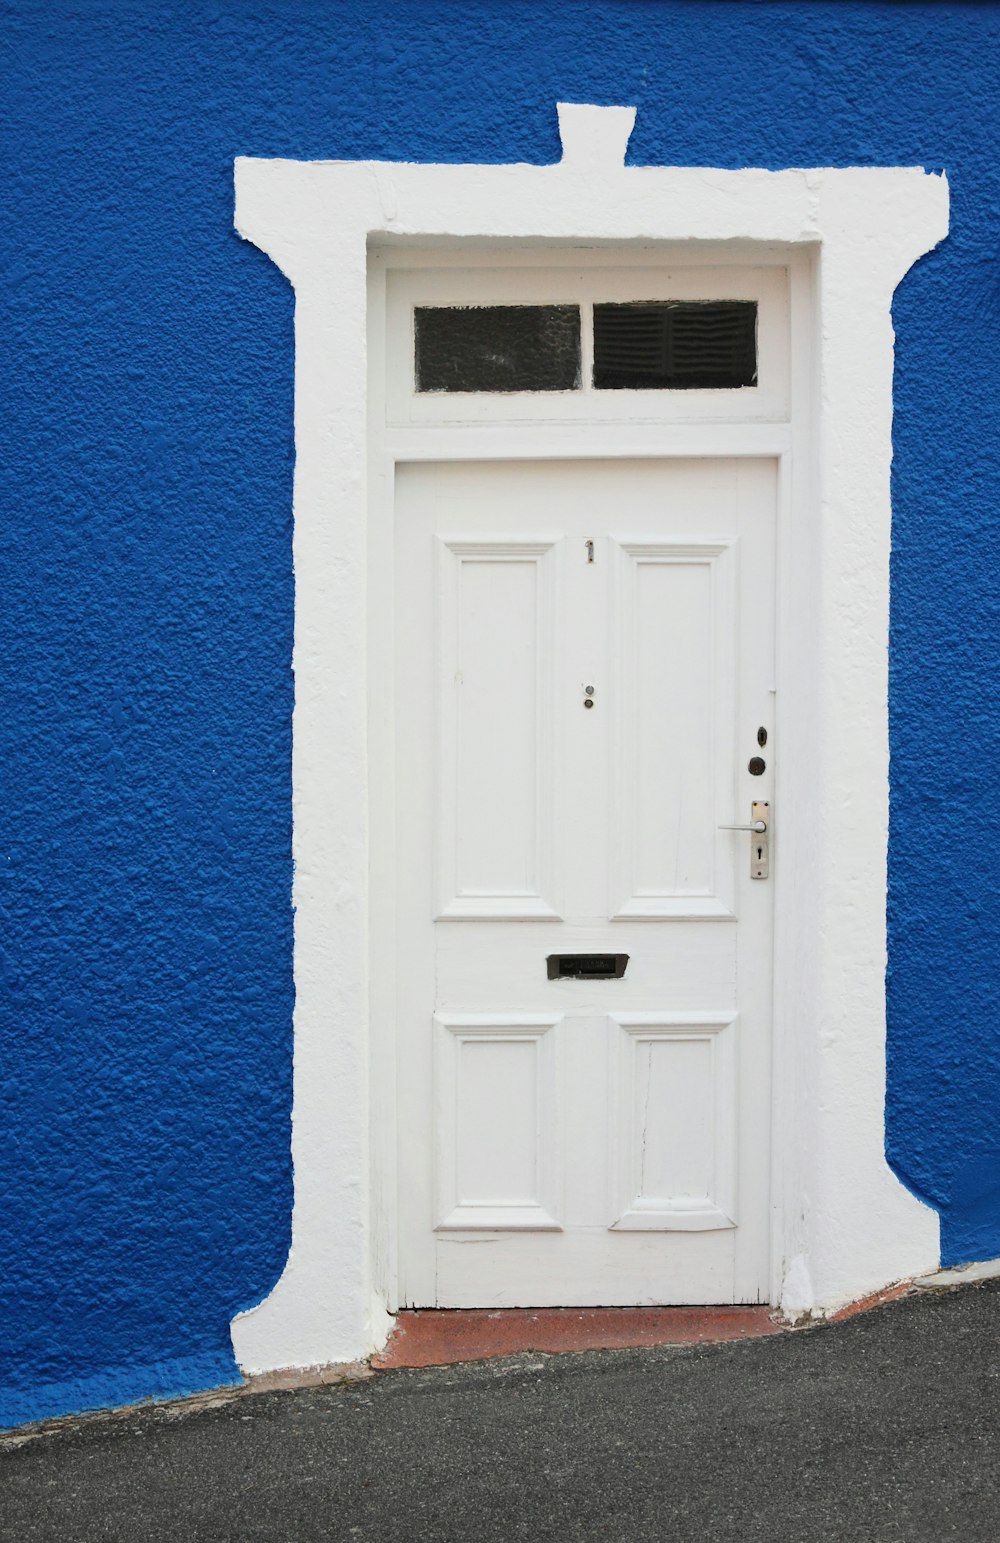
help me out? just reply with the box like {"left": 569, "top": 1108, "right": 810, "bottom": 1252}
{"left": 372, "top": 1305, "right": 782, "bottom": 1369}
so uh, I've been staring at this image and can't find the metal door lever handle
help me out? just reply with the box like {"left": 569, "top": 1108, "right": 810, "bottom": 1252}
{"left": 721, "top": 801, "right": 770, "bottom": 878}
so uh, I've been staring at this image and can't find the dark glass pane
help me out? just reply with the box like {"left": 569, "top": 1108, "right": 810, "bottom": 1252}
{"left": 415, "top": 305, "right": 581, "bottom": 393}
{"left": 593, "top": 301, "right": 757, "bottom": 390}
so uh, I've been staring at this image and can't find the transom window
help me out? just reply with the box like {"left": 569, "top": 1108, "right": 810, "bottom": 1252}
{"left": 415, "top": 300, "right": 757, "bottom": 394}
{"left": 381, "top": 258, "right": 788, "bottom": 426}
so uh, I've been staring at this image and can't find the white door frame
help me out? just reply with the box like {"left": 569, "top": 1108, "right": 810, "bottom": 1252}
{"left": 380, "top": 263, "right": 785, "bottom": 1309}
{"left": 230, "top": 105, "right": 948, "bottom": 1374}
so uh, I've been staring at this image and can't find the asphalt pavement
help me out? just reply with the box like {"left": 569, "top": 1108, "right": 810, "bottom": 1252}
{"left": 2, "top": 1281, "right": 999, "bottom": 1542}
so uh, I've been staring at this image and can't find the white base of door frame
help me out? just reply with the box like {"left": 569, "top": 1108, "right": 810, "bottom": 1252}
{"left": 228, "top": 104, "right": 948, "bottom": 1375}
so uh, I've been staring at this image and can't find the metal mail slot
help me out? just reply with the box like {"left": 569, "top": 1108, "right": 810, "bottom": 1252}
{"left": 547, "top": 953, "right": 629, "bottom": 980}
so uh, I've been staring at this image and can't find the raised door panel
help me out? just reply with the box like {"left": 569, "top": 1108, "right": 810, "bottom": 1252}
{"left": 435, "top": 538, "right": 560, "bottom": 920}
{"left": 609, "top": 540, "right": 737, "bottom": 919}
{"left": 435, "top": 1014, "right": 562, "bottom": 1231}
{"left": 608, "top": 1013, "right": 737, "bottom": 1231}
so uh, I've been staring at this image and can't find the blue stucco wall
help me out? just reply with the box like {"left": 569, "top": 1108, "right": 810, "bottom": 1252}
{"left": 3, "top": 0, "right": 999, "bottom": 1428}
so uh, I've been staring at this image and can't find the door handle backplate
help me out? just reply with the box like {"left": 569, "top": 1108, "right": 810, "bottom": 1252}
{"left": 719, "top": 801, "right": 769, "bottom": 880}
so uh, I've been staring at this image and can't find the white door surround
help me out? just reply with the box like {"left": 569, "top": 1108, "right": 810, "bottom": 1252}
{"left": 230, "top": 104, "right": 949, "bottom": 1374}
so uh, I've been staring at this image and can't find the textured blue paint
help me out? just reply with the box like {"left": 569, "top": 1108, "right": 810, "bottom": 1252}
{"left": 3, "top": 0, "right": 1000, "bottom": 1427}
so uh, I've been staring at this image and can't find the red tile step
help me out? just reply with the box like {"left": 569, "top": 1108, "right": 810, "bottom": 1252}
{"left": 372, "top": 1305, "right": 783, "bottom": 1370}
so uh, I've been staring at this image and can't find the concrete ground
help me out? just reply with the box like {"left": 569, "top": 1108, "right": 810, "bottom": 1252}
{"left": 2, "top": 1281, "right": 999, "bottom": 1543}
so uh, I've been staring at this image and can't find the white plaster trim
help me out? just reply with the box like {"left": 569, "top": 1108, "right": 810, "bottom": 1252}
{"left": 229, "top": 104, "right": 948, "bottom": 1374}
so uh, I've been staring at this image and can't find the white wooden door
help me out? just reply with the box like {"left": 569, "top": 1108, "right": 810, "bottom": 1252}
{"left": 394, "top": 456, "right": 775, "bottom": 1306}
